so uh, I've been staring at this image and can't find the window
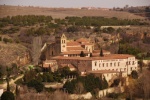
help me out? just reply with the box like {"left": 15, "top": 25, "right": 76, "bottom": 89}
{"left": 131, "top": 67, "right": 132, "bottom": 71}
{"left": 106, "top": 63, "right": 108, "bottom": 67}
{"left": 114, "top": 62, "right": 116, "bottom": 66}
{"left": 64, "top": 40, "right": 65, "bottom": 43}
{"left": 99, "top": 64, "right": 101, "bottom": 67}
{"left": 110, "top": 63, "right": 112, "bottom": 67}
{"left": 95, "top": 62, "right": 97, "bottom": 66}
{"left": 129, "top": 61, "right": 131, "bottom": 65}
{"left": 132, "top": 61, "right": 134, "bottom": 65}
{"left": 103, "top": 63, "right": 104, "bottom": 67}
{"left": 62, "top": 40, "right": 63, "bottom": 43}
{"left": 118, "top": 62, "right": 120, "bottom": 66}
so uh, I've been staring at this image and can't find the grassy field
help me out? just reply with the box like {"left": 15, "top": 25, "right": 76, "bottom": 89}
{"left": 0, "top": 5, "right": 145, "bottom": 19}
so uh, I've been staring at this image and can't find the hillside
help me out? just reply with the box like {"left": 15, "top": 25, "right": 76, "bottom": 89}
{"left": 0, "top": 5, "right": 145, "bottom": 19}
{"left": 0, "top": 42, "right": 30, "bottom": 66}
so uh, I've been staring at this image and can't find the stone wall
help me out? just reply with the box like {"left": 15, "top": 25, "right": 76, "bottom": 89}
{"left": 69, "top": 92, "right": 92, "bottom": 100}
{"left": 69, "top": 86, "right": 124, "bottom": 99}
{"left": 98, "top": 86, "right": 124, "bottom": 97}
{"left": 143, "top": 60, "right": 150, "bottom": 65}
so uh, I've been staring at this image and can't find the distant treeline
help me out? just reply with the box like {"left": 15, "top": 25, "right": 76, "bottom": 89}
{"left": 0, "top": 15, "right": 148, "bottom": 28}
{"left": 65, "top": 16, "right": 148, "bottom": 26}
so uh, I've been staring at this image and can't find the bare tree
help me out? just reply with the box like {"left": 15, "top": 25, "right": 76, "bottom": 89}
{"left": 32, "top": 36, "right": 42, "bottom": 65}
{"left": 137, "top": 70, "right": 150, "bottom": 99}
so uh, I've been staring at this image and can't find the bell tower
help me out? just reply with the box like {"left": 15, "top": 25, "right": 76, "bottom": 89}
{"left": 60, "top": 34, "right": 67, "bottom": 52}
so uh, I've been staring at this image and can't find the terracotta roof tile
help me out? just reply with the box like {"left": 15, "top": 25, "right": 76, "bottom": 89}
{"left": 93, "top": 50, "right": 110, "bottom": 53}
{"left": 67, "top": 41, "right": 80, "bottom": 46}
{"left": 81, "top": 43, "right": 93, "bottom": 45}
{"left": 76, "top": 38, "right": 89, "bottom": 43}
{"left": 52, "top": 54, "right": 134, "bottom": 60}
{"left": 67, "top": 47, "right": 85, "bottom": 51}
{"left": 61, "top": 50, "right": 89, "bottom": 54}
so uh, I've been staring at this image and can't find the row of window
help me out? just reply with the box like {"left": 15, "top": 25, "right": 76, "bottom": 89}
{"left": 127, "top": 61, "right": 135, "bottom": 65}
{"left": 95, "top": 62, "right": 120, "bottom": 67}
{"left": 92, "top": 67, "right": 136, "bottom": 72}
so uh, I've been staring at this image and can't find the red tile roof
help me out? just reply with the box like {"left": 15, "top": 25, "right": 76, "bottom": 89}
{"left": 52, "top": 54, "right": 134, "bottom": 61}
{"left": 93, "top": 50, "right": 110, "bottom": 53}
{"left": 67, "top": 41, "right": 80, "bottom": 46}
{"left": 81, "top": 43, "right": 93, "bottom": 45}
{"left": 67, "top": 47, "right": 85, "bottom": 51}
{"left": 76, "top": 38, "right": 89, "bottom": 43}
{"left": 61, "top": 50, "right": 89, "bottom": 55}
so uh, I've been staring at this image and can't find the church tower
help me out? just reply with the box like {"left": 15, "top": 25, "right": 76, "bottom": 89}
{"left": 60, "top": 34, "right": 67, "bottom": 52}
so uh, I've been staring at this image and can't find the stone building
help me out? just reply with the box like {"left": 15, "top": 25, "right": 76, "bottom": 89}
{"left": 41, "top": 34, "right": 138, "bottom": 82}
{"left": 42, "top": 34, "right": 97, "bottom": 59}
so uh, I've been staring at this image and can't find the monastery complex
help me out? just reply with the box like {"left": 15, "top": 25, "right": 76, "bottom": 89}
{"left": 41, "top": 34, "right": 138, "bottom": 82}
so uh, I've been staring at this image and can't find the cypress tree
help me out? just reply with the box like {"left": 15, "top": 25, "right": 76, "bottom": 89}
{"left": 80, "top": 51, "right": 85, "bottom": 57}
{"left": 100, "top": 48, "right": 104, "bottom": 57}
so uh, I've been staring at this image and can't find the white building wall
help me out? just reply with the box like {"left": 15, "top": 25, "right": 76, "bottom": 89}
{"left": 91, "top": 57, "right": 138, "bottom": 75}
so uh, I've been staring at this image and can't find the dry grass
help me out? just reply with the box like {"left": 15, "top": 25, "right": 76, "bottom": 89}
{"left": 0, "top": 41, "right": 27, "bottom": 66}
{"left": 0, "top": 5, "right": 145, "bottom": 19}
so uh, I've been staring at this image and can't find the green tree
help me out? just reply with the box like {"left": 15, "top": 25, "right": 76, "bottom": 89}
{"left": 63, "top": 80, "right": 77, "bottom": 94}
{"left": 131, "top": 70, "right": 138, "bottom": 79}
{"left": 80, "top": 51, "right": 85, "bottom": 57}
{"left": 27, "top": 79, "right": 44, "bottom": 92}
{"left": 1, "top": 91, "right": 15, "bottom": 100}
{"left": 67, "top": 26, "right": 78, "bottom": 32}
{"left": 3, "top": 38, "right": 9, "bottom": 44}
{"left": 100, "top": 48, "right": 104, "bottom": 57}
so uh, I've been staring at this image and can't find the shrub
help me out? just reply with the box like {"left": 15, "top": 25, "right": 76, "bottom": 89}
{"left": 27, "top": 79, "right": 44, "bottom": 92}
{"left": 1, "top": 91, "right": 15, "bottom": 100}
{"left": 131, "top": 70, "right": 138, "bottom": 79}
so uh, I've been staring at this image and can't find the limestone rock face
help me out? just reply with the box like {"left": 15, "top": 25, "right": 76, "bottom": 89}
{"left": 0, "top": 42, "right": 31, "bottom": 66}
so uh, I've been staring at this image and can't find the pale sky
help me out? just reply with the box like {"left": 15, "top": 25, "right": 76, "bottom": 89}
{"left": 0, "top": 0, "right": 149, "bottom": 8}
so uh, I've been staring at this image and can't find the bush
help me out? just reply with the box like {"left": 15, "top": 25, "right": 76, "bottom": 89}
{"left": 27, "top": 79, "right": 44, "bottom": 92}
{"left": 131, "top": 70, "right": 138, "bottom": 79}
{"left": 3, "top": 38, "right": 12, "bottom": 43}
{"left": 1, "top": 91, "right": 15, "bottom": 100}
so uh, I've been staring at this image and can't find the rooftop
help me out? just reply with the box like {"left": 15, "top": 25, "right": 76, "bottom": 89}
{"left": 61, "top": 50, "right": 89, "bottom": 55}
{"left": 76, "top": 38, "right": 89, "bottom": 43}
{"left": 67, "top": 47, "right": 85, "bottom": 51}
{"left": 67, "top": 41, "right": 80, "bottom": 46}
{"left": 88, "top": 70, "right": 120, "bottom": 74}
{"left": 52, "top": 54, "right": 134, "bottom": 61}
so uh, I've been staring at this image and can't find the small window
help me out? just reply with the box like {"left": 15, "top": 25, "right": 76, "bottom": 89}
{"left": 95, "top": 62, "right": 97, "bottom": 66}
{"left": 118, "top": 62, "right": 120, "bottom": 66}
{"left": 110, "top": 63, "right": 112, "bottom": 67}
{"left": 132, "top": 61, "right": 134, "bottom": 65}
{"left": 114, "top": 62, "right": 116, "bottom": 66}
